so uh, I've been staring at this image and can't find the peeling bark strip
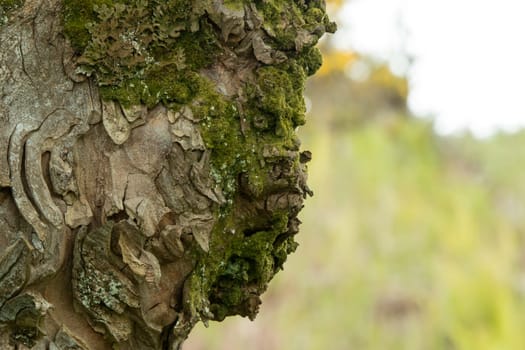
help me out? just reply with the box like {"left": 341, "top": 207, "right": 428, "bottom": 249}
{"left": 0, "top": 0, "right": 334, "bottom": 348}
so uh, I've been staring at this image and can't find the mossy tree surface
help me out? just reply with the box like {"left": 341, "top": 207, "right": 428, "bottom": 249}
{"left": 0, "top": 0, "right": 334, "bottom": 349}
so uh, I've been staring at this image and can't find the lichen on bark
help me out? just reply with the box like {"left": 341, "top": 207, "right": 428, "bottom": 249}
{"left": 0, "top": 0, "right": 334, "bottom": 348}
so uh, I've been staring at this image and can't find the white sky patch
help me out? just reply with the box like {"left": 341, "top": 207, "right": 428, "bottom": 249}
{"left": 331, "top": 0, "right": 525, "bottom": 136}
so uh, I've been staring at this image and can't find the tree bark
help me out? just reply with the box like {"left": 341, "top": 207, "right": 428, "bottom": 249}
{"left": 0, "top": 0, "right": 334, "bottom": 348}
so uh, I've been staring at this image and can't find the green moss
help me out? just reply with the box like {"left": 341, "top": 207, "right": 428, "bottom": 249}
{"left": 251, "top": 64, "right": 306, "bottom": 128}
{"left": 187, "top": 57, "right": 312, "bottom": 322}
{"left": 223, "top": 0, "right": 245, "bottom": 11}
{"left": 145, "top": 69, "right": 202, "bottom": 106}
{"left": 0, "top": 0, "right": 23, "bottom": 12}
{"left": 99, "top": 70, "right": 204, "bottom": 109}
{"left": 195, "top": 61, "right": 308, "bottom": 205}
{"left": 196, "top": 88, "right": 259, "bottom": 201}
{"left": 255, "top": 0, "right": 336, "bottom": 51}
{"left": 0, "top": 0, "right": 23, "bottom": 25}
{"left": 98, "top": 79, "right": 145, "bottom": 108}
{"left": 297, "top": 46, "right": 324, "bottom": 77}
{"left": 185, "top": 211, "right": 293, "bottom": 322}
{"left": 63, "top": 0, "right": 221, "bottom": 108}
{"left": 256, "top": 0, "right": 297, "bottom": 50}
{"left": 62, "top": 0, "right": 114, "bottom": 52}
{"left": 153, "top": 23, "right": 219, "bottom": 70}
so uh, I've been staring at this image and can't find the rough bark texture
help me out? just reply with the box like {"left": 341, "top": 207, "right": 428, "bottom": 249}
{"left": 0, "top": 0, "right": 334, "bottom": 348}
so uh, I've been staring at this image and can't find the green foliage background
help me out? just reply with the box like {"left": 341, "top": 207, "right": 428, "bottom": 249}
{"left": 185, "top": 54, "right": 525, "bottom": 350}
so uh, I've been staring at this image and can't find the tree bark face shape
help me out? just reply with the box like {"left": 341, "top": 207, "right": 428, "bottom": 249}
{"left": 0, "top": 0, "right": 334, "bottom": 348}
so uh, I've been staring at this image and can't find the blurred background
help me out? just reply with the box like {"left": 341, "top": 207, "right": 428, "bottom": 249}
{"left": 186, "top": 0, "right": 525, "bottom": 349}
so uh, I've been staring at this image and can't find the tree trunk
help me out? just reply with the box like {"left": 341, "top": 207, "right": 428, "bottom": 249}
{"left": 0, "top": 0, "right": 334, "bottom": 348}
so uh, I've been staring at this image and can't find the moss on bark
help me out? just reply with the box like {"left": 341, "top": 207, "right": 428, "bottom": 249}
{"left": 0, "top": 0, "right": 24, "bottom": 25}
{"left": 62, "top": 0, "right": 335, "bottom": 341}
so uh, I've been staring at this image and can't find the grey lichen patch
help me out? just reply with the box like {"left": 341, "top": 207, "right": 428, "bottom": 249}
{"left": 76, "top": 268, "right": 125, "bottom": 310}
{"left": 72, "top": 224, "right": 140, "bottom": 342}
